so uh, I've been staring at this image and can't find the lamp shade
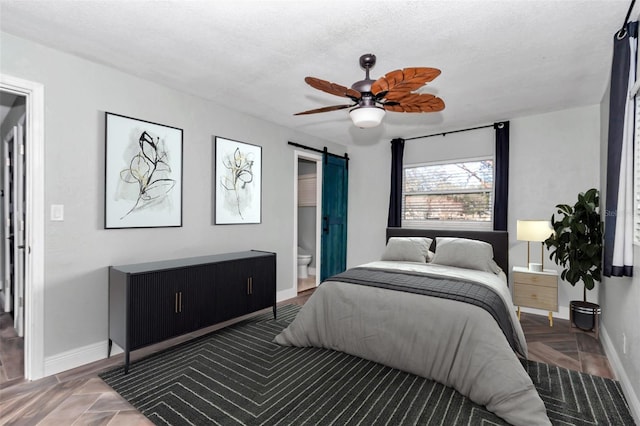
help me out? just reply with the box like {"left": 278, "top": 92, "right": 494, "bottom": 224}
{"left": 516, "top": 220, "right": 553, "bottom": 242}
{"left": 349, "top": 106, "right": 385, "bottom": 128}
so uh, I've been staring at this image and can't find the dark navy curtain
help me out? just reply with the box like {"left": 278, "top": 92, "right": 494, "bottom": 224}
{"left": 604, "top": 21, "right": 636, "bottom": 277}
{"left": 387, "top": 138, "right": 405, "bottom": 227}
{"left": 493, "top": 122, "right": 509, "bottom": 231}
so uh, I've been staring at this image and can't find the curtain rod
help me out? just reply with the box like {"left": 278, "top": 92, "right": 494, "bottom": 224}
{"left": 287, "top": 141, "right": 349, "bottom": 161}
{"left": 618, "top": 0, "right": 636, "bottom": 38}
{"left": 404, "top": 123, "right": 501, "bottom": 141}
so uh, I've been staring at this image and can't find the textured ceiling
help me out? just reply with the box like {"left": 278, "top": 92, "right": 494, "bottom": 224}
{"left": 0, "top": 0, "right": 633, "bottom": 145}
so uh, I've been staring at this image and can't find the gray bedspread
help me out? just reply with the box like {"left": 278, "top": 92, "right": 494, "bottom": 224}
{"left": 328, "top": 266, "right": 526, "bottom": 358}
{"left": 274, "top": 261, "right": 550, "bottom": 426}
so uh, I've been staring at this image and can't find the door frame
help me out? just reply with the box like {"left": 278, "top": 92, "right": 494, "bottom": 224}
{"left": 292, "top": 150, "right": 322, "bottom": 291}
{"left": 0, "top": 74, "right": 45, "bottom": 380}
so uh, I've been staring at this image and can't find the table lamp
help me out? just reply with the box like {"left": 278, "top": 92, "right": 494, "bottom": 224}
{"left": 516, "top": 220, "right": 553, "bottom": 271}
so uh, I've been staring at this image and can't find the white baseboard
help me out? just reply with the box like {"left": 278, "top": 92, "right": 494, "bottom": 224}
{"left": 44, "top": 341, "right": 107, "bottom": 377}
{"left": 600, "top": 325, "right": 640, "bottom": 424}
{"left": 45, "top": 288, "right": 299, "bottom": 377}
{"left": 277, "top": 287, "right": 297, "bottom": 303}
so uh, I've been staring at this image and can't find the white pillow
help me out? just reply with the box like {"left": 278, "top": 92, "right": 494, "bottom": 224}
{"left": 381, "top": 237, "right": 433, "bottom": 263}
{"left": 431, "top": 237, "right": 496, "bottom": 273}
{"left": 487, "top": 259, "right": 503, "bottom": 275}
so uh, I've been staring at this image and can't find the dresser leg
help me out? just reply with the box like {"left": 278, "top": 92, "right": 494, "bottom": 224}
{"left": 548, "top": 311, "right": 553, "bottom": 327}
{"left": 124, "top": 350, "right": 130, "bottom": 375}
{"left": 517, "top": 306, "right": 521, "bottom": 320}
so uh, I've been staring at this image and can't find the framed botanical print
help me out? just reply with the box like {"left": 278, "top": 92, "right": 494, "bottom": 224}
{"left": 214, "top": 136, "right": 262, "bottom": 224}
{"left": 105, "top": 112, "right": 183, "bottom": 228}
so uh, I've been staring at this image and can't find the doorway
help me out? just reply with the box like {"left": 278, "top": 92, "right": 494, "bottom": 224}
{"left": 0, "top": 91, "right": 26, "bottom": 383}
{"left": 0, "top": 74, "right": 45, "bottom": 381}
{"left": 294, "top": 151, "right": 322, "bottom": 293}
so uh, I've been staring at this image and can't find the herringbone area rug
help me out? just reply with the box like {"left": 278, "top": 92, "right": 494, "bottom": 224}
{"left": 101, "top": 305, "right": 635, "bottom": 425}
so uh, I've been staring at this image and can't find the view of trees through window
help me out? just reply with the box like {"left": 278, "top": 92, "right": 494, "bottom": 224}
{"left": 403, "top": 159, "right": 494, "bottom": 225}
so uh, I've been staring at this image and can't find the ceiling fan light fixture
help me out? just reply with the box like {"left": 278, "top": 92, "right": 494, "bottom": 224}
{"left": 349, "top": 106, "right": 385, "bottom": 128}
{"left": 294, "top": 54, "right": 444, "bottom": 123}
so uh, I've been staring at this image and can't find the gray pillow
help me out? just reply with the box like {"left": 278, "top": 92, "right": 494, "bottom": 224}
{"left": 381, "top": 237, "right": 433, "bottom": 263}
{"left": 431, "top": 237, "right": 496, "bottom": 273}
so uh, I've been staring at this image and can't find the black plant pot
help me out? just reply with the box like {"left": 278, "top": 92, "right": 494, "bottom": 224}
{"left": 570, "top": 300, "right": 601, "bottom": 332}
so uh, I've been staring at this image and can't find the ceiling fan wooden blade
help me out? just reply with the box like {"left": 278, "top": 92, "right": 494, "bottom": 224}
{"left": 371, "top": 67, "right": 441, "bottom": 96}
{"left": 294, "top": 104, "right": 354, "bottom": 115}
{"left": 304, "top": 77, "right": 361, "bottom": 99}
{"left": 383, "top": 93, "right": 445, "bottom": 113}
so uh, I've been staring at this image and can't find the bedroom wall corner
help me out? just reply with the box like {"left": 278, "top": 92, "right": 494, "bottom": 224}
{"left": 598, "top": 80, "right": 640, "bottom": 424}
{"left": 509, "top": 104, "right": 601, "bottom": 312}
{"left": 347, "top": 140, "right": 390, "bottom": 268}
{"left": 0, "top": 32, "right": 346, "bottom": 373}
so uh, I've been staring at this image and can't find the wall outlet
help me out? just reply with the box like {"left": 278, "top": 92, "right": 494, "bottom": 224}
{"left": 623, "top": 333, "right": 627, "bottom": 355}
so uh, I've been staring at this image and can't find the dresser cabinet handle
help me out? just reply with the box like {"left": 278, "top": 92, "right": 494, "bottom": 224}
{"left": 175, "top": 292, "right": 183, "bottom": 313}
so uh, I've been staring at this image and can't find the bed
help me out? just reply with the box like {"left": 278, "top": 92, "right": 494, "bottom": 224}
{"left": 274, "top": 228, "right": 551, "bottom": 426}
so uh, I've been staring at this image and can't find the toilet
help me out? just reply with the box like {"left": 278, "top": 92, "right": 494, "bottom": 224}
{"left": 297, "top": 247, "right": 312, "bottom": 279}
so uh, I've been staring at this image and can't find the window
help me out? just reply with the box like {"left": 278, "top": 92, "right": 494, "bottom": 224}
{"left": 402, "top": 158, "right": 494, "bottom": 229}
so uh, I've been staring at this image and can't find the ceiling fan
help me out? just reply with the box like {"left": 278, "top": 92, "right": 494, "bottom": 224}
{"left": 294, "top": 53, "right": 445, "bottom": 128}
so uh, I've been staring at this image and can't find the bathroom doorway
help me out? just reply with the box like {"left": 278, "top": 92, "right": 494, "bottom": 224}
{"left": 294, "top": 151, "right": 322, "bottom": 293}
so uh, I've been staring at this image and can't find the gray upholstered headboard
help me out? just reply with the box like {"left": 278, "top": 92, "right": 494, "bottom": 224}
{"left": 386, "top": 228, "right": 509, "bottom": 273}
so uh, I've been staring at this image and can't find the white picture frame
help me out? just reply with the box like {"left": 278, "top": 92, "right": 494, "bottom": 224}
{"left": 105, "top": 112, "right": 183, "bottom": 228}
{"left": 215, "top": 136, "right": 262, "bottom": 224}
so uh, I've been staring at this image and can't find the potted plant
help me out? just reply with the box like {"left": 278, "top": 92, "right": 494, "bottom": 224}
{"left": 544, "top": 188, "right": 603, "bottom": 332}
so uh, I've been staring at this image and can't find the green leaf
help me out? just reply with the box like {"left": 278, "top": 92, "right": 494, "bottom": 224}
{"left": 583, "top": 275, "right": 595, "bottom": 291}
{"left": 545, "top": 188, "right": 602, "bottom": 293}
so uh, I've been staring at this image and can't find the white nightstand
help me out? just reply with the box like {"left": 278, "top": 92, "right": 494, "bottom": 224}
{"left": 512, "top": 266, "right": 558, "bottom": 326}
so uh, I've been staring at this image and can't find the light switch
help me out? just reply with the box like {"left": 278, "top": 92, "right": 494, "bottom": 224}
{"left": 51, "top": 204, "right": 64, "bottom": 221}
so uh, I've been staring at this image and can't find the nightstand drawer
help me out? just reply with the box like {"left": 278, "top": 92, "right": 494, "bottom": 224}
{"left": 513, "top": 283, "right": 558, "bottom": 311}
{"left": 513, "top": 271, "right": 557, "bottom": 288}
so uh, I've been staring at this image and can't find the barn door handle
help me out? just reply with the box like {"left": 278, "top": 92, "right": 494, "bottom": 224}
{"left": 323, "top": 216, "right": 329, "bottom": 234}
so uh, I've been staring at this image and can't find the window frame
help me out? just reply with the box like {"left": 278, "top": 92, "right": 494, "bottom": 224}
{"left": 401, "top": 155, "right": 495, "bottom": 230}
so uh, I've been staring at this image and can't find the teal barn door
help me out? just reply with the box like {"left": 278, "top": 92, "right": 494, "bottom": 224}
{"left": 320, "top": 153, "right": 348, "bottom": 281}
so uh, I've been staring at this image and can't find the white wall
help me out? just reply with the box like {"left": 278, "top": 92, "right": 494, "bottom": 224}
{"left": 598, "top": 83, "right": 640, "bottom": 421}
{"left": 348, "top": 128, "right": 493, "bottom": 268}
{"left": 348, "top": 138, "right": 390, "bottom": 267}
{"left": 0, "top": 32, "right": 346, "bottom": 370}
{"left": 404, "top": 126, "right": 494, "bottom": 163}
{"left": 348, "top": 104, "right": 602, "bottom": 316}
{"left": 509, "top": 105, "right": 601, "bottom": 313}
